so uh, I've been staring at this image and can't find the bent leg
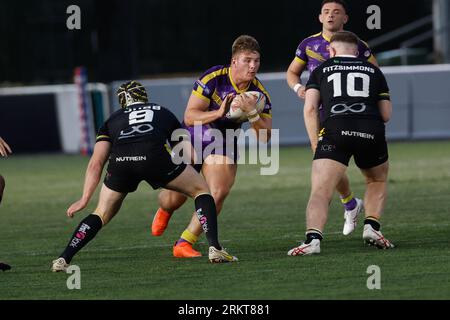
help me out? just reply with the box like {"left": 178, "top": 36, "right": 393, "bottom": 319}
{"left": 93, "top": 184, "right": 127, "bottom": 225}
{"left": 360, "top": 161, "right": 389, "bottom": 220}
{"left": 288, "top": 159, "right": 346, "bottom": 257}
{"left": 165, "top": 164, "right": 224, "bottom": 250}
{"left": 168, "top": 156, "right": 237, "bottom": 257}
{"left": 151, "top": 188, "right": 188, "bottom": 236}
{"left": 360, "top": 161, "right": 394, "bottom": 249}
{"left": 182, "top": 156, "right": 237, "bottom": 238}
{"left": 335, "top": 174, "right": 352, "bottom": 198}
{"left": 56, "top": 185, "right": 126, "bottom": 267}
{"left": 307, "top": 159, "right": 347, "bottom": 232}
{"left": 158, "top": 189, "right": 188, "bottom": 213}
{"left": 164, "top": 165, "right": 210, "bottom": 198}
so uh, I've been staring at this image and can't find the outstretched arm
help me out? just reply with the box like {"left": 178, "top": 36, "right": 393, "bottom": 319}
{"left": 67, "top": 141, "right": 111, "bottom": 217}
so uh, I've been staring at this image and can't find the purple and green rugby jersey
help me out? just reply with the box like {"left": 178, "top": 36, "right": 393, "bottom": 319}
{"left": 295, "top": 32, "right": 374, "bottom": 73}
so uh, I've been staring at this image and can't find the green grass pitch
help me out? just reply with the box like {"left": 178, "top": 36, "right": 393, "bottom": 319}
{"left": 1, "top": 141, "right": 450, "bottom": 299}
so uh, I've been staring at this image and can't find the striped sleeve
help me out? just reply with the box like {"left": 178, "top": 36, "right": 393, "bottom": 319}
{"left": 192, "top": 66, "right": 228, "bottom": 102}
{"left": 294, "top": 39, "right": 308, "bottom": 65}
{"left": 358, "top": 39, "right": 375, "bottom": 62}
{"left": 377, "top": 69, "right": 390, "bottom": 101}
{"left": 96, "top": 122, "right": 111, "bottom": 142}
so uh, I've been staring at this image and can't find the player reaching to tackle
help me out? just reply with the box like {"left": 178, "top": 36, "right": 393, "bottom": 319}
{"left": 288, "top": 31, "right": 394, "bottom": 256}
{"left": 151, "top": 35, "right": 273, "bottom": 258}
{"left": 286, "top": 0, "right": 378, "bottom": 235}
{"left": 51, "top": 81, "right": 237, "bottom": 272}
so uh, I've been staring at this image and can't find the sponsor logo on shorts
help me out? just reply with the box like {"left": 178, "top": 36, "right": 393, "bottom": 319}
{"left": 115, "top": 156, "right": 147, "bottom": 162}
{"left": 341, "top": 131, "right": 375, "bottom": 139}
{"left": 320, "top": 144, "right": 335, "bottom": 152}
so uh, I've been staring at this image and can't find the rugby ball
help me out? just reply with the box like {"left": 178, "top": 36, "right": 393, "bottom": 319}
{"left": 225, "top": 91, "right": 266, "bottom": 123}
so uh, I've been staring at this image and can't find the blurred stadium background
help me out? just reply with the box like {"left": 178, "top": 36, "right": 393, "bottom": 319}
{"left": 1, "top": 0, "right": 450, "bottom": 301}
{"left": 0, "top": 0, "right": 449, "bottom": 153}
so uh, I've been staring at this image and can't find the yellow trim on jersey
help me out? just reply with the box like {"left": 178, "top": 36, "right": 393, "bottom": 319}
{"left": 211, "top": 90, "right": 223, "bottom": 106}
{"left": 306, "top": 49, "right": 326, "bottom": 62}
{"left": 199, "top": 67, "right": 228, "bottom": 86}
{"left": 252, "top": 79, "right": 272, "bottom": 104}
{"left": 295, "top": 56, "right": 306, "bottom": 64}
{"left": 192, "top": 90, "right": 210, "bottom": 102}
{"left": 368, "top": 55, "right": 376, "bottom": 64}
{"left": 321, "top": 32, "right": 331, "bottom": 42}
{"left": 308, "top": 32, "right": 322, "bottom": 39}
{"left": 196, "top": 67, "right": 229, "bottom": 96}
{"left": 96, "top": 135, "right": 109, "bottom": 140}
{"left": 379, "top": 92, "right": 390, "bottom": 96}
{"left": 229, "top": 67, "right": 251, "bottom": 94}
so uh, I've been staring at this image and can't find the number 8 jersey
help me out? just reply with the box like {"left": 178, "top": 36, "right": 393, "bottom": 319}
{"left": 306, "top": 56, "right": 390, "bottom": 124}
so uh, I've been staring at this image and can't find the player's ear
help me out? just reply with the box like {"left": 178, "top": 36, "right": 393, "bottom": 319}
{"left": 343, "top": 14, "right": 349, "bottom": 24}
{"left": 329, "top": 46, "right": 336, "bottom": 58}
{"left": 318, "top": 13, "right": 323, "bottom": 24}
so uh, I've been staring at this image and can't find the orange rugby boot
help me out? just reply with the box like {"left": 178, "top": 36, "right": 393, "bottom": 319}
{"left": 151, "top": 208, "right": 172, "bottom": 236}
{"left": 173, "top": 241, "right": 202, "bottom": 258}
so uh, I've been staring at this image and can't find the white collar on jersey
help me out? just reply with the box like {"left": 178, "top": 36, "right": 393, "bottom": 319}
{"left": 335, "top": 54, "right": 357, "bottom": 58}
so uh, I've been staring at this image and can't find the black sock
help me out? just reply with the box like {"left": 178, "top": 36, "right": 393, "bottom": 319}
{"left": 60, "top": 214, "right": 103, "bottom": 263}
{"left": 305, "top": 229, "right": 323, "bottom": 244}
{"left": 364, "top": 217, "right": 381, "bottom": 231}
{"left": 194, "top": 194, "right": 221, "bottom": 250}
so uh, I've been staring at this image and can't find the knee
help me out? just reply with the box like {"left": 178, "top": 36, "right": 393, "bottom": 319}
{"left": 158, "top": 190, "right": 187, "bottom": 211}
{"left": 309, "top": 191, "right": 333, "bottom": 206}
{"left": 365, "top": 175, "right": 387, "bottom": 184}
{"left": 210, "top": 187, "right": 230, "bottom": 207}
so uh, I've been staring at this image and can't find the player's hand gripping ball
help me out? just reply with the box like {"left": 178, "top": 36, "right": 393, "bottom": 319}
{"left": 225, "top": 91, "right": 266, "bottom": 123}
